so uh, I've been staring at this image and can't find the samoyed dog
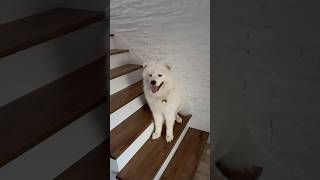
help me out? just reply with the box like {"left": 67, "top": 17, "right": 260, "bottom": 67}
{"left": 142, "top": 61, "right": 191, "bottom": 142}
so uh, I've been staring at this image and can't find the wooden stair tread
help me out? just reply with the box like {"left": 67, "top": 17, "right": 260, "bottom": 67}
{"left": 110, "top": 49, "right": 129, "bottom": 55}
{"left": 0, "top": 8, "right": 105, "bottom": 59}
{"left": 0, "top": 56, "right": 106, "bottom": 168}
{"left": 110, "top": 64, "right": 142, "bottom": 79}
{"left": 110, "top": 81, "right": 143, "bottom": 113}
{"left": 160, "top": 128, "right": 209, "bottom": 180}
{"left": 110, "top": 104, "right": 152, "bottom": 159}
{"left": 117, "top": 116, "right": 191, "bottom": 180}
{"left": 55, "top": 140, "right": 108, "bottom": 180}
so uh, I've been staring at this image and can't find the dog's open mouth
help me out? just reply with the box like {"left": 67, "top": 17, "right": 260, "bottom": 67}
{"left": 151, "top": 82, "right": 164, "bottom": 93}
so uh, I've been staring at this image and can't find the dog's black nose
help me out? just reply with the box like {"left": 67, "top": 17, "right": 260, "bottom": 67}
{"left": 151, "top": 80, "right": 156, "bottom": 85}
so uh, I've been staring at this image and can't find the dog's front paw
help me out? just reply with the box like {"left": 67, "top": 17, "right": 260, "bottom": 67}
{"left": 166, "top": 134, "right": 174, "bottom": 142}
{"left": 152, "top": 132, "right": 161, "bottom": 140}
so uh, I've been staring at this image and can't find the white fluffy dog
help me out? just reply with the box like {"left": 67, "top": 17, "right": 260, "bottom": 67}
{"left": 142, "top": 61, "right": 191, "bottom": 142}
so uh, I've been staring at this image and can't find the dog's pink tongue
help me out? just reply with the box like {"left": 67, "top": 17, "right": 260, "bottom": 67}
{"left": 151, "top": 86, "right": 157, "bottom": 93}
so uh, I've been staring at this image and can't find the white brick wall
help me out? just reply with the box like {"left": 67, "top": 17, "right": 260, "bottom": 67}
{"left": 214, "top": 0, "right": 320, "bottom": 179}
{"left": 110, "top": 0, "right": 210, "bottom": 132}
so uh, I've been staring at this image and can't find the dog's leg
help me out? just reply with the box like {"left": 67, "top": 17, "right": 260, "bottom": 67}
{"left": 164, "top": 113, "right": 175, "bottom": 142}
{"left": 152, "top": 112, "right": 163, "bottom": 140}
{"left": 175, "top": 114, "right": 182, "bottom": 123}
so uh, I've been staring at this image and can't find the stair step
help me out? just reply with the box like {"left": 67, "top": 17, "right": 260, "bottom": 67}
{"left": 0, "top": 8, "right": 105, "bottom": 59}
{"left": 111, "top": 49, "right": 129, "bottom": 55}
{"left": 160, "top": 128, "right": 209, "bottom": 180}
{"left": 116, "top": 116, "right": 191, "bottom": 180}
{"left": 55, "top": 140, "right": 107, "bottom": 180}
{"left": 110, "top": 81, "right": 143, "bottom": 113}
{"left": 0, "top": 56, "right": 106, "bottom": 168}
{"left": 110, "top": 64, "right": 142, "bottom": 80}
{"left": 110, "top": 104, "right": 152, "bottom": 159}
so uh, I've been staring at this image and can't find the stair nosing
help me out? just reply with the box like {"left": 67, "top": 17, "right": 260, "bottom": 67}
{"left": 160, "top": 128, "right": 209, "bottom": 180}
{"left": 116, "top": 115, "right": 191, "bottom": 180}
{"left": 110, "top": 49, "right": 129, "bottom": 55}
{"left": 110, "top": 104, "right": 152, "bottom": 159}
{"left": 110, "top": 80, "right": 143, "bottom": 113}
{"left": 0, "top": 8, "right": 105, "bottom": 59}
{"left": 110, "top": 64, "right": 142, "bottom": 80}
{"left": 0, "top": 56, "right": 106, "bottom": 168}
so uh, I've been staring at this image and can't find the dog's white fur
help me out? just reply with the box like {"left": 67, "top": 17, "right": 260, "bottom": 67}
{"left": 142, "top": 61, "right": 191, "bottom": 142}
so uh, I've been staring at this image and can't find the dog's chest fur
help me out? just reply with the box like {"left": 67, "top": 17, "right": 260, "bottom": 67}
{"left": 147, "top": 95, "right": 177, "bottom": 114}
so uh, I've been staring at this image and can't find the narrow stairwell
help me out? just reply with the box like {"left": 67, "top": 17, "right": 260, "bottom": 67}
{"left": 109, "top": 34, "right": 209, "bottom": 180}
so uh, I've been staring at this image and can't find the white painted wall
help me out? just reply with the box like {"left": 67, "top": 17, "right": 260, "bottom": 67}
{"left": 110, "top": 0, "right": 210, "bottom": 132}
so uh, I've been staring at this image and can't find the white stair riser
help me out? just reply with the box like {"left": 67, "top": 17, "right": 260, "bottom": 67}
{"left": 111, "top": 123, "right": 154, "bottom": 173}
{"left": 110, "top": 95, "right": 145, "bottom": 130}
{"left": 154, "top": 121, "right": 191, "bottom": 180}
{"left": 110, "top": 69, "right": 143, "bottom": 95}
{"left": 0, "top": 21, "right": 106, "bottom": 107}
{"left": 110, "top": 53, "right": 129, "bottom": 69}
{"left": 0, "top": 103, "right": 107, "bottom": 180}
{"left": 110, "top": 38, "right": 114, "bottom": 49}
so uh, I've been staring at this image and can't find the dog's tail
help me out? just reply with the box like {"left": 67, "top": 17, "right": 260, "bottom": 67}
{"left": 179, "top": 99, "right": 193, "bottom": 116}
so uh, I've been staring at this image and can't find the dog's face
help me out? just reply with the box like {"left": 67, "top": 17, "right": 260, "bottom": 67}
{"left": 142, "top": 61, "right": 173, "bottom": 96}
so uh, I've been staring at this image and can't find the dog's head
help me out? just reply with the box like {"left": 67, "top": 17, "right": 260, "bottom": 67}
{"left": 142, "top": 61, "right": 173, "bottom": 97}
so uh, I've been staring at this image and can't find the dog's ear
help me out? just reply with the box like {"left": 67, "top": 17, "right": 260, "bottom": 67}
{"left": 165, "top": 63, "right": 171, "bottom": 70}
{"left": 143, "top": 63, "right": 148, "bottom": 69}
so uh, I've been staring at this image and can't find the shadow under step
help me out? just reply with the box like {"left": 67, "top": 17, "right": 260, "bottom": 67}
{"left": 116, "top": 115, "right": 191, "bottom": 180}
{"left": 0, "top": 56, "right": 106, "bottom": 168}
{"left": 0, "top": 8, "right": 105, "bottom": 59}
{"left": 110, "top": 64, "right": 142, "bottom": 80}
{"left": 55, "top": 140, "right": 108, "bottom": 180}
{"left": 110, "top": 49, "right": 129, "bottom": 55}
{"left": 110, "top": 104, "right": 152, "bottom": 159}
{"left": 110, "top": 80, "right": 143, "bottom": 113}
{"left": 161, "top": 128, "right": 209, "bottom": 180}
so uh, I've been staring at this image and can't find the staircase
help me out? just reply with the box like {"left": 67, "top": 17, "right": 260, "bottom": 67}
{"left": 0, "top": 8, "right": 107, "bottom": 179}
{"left": 110, "top": 34, "right": 209, "bottom": 180}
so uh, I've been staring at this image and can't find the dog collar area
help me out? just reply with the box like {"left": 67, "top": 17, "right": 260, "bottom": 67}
{"left": 162, "top": 99, "right": 167, "bottom": 104}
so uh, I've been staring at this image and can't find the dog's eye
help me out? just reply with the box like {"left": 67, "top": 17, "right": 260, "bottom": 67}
{"left": 149, "top": 74, "right": 152, "bottom": 77}
{"left": 158, "top": 74, "right": 162, "bottom": 77}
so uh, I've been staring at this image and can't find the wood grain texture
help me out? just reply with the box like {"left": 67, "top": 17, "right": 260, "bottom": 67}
{"left": 117, "top": 115, "right": 191, "bottom": 180}
{"left": 0, "top": 56, "right": 106, "bottom": 168}
{"left": 110, "top": 81, "right": 143, "bottom": 113}
{"left": 110, "top": 49, "right": 129, "bottom": 55}
{"left": 110, "top": 64, "right": 142, "bottom": 80}
{"left": 0, "top": 8, "right": 105, "bottom": 59}
{"left": 110, "top": 104, "right": 152, "bottom": 159}
{"left": 160, "top": 128, "right": 209, "bottom": 180}
{"left": 55, "top": 140, "right": 108, "bottom": 180}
